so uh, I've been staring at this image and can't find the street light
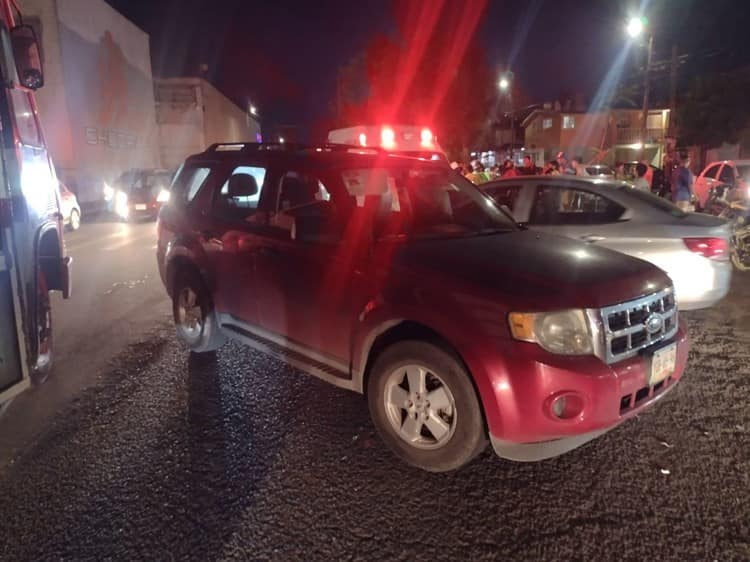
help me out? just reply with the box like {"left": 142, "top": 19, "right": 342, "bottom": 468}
{"left": 498, "top": 72, "right": 514, "bottom": 160}
{"left": 279, "top": 137, "right": 285, "bottom": 144}
{"left": 250, "top": 105, "right": 257, "bottom": 116}
{"left": 626, "top": 16, "right": 645, "bottom": 39}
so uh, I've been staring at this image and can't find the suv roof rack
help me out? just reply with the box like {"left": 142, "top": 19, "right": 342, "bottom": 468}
{"left": 205, "top": 142, "right": 392, "bottom": 156}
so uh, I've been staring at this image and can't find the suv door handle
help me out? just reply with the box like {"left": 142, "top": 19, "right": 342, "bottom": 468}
{"left": 580, "top": 234, "right": 605, "bottom": 243}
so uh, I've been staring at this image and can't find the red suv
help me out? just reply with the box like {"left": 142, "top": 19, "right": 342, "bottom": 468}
{"left": 156, "top": 143, "right": 689, "bottom": 472}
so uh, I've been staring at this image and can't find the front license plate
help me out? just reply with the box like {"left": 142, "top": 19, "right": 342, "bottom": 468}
{"left": 135, "top": 204, "right": 147, "bottom": 211}
{"left": 648, "top": 343, "right": 677, "bottom": 386}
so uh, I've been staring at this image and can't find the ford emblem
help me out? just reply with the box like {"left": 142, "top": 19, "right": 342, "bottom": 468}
{"left": 644, "top": 313, "right": 664, "bottom": 334}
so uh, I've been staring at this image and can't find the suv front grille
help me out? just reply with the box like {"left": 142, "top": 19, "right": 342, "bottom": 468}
{"left": 598, "top": 287, "right": 678, "bottom": 363}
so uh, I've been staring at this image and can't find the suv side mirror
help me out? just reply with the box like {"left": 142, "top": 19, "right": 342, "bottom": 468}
{"left": 11, "top": 25, "right": 44, "bottom": 90}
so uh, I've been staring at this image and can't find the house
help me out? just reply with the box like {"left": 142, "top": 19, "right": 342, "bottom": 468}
{"left": 522, "top": 105, "right": 671, "bottom": 166}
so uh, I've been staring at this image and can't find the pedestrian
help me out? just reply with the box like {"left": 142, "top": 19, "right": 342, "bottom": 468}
{"left": 543, "top": 160, "right": 561, "bottom": 175}
{"left": 465, "top": 162, "right": 487, "bottom": 185}
{"left": 570, "top": 156, "right": 586, "bottom": 176}
{"left": 501, "top": 159, "right": 519, "bottom": 177}
{"left": 518, "top": 154, "right": 539, "bottom": 176}
{"left": 671, "top": 152, "right": 694, "bottom": 211}
{"left": 642, "top": 159, "right": 654, "bottom": 189}
{"left": 557, "top": 152, "right": 576, "bottom": 175}
{"left": 614, "top": 161, "right": 625, "bottom": 180}
{"left": 633, "top": 162, "right": 650, "bottom": 191}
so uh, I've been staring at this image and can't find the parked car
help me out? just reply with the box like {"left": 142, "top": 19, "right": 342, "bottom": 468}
{"left": 58, "top": 181, "right": 81, "bottom": 231}
{"left": 584, "top": 164, "right": 614, "bottom": 179}
{"left": 694, "top": 159, "right": 750, "bottom": 210}
{"left": 106, "top": 168, "right": 173, "bottom": 221}
{"left": 157, "top": 142, "right": 689, "bottom": 472}
{"left": 482, "top": 176, "right": 731, "bottom": 311}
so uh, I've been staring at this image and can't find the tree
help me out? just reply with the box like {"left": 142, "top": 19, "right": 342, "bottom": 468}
{"left": 339, "top": 0, "right": 495, "bottom": 159}
{"left": 677, "top": 69, "right": 750, "bottom": 148}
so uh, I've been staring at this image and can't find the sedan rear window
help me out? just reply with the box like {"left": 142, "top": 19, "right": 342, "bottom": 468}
{"left": 616, "top": 186, "right": 687, "bottom": 218}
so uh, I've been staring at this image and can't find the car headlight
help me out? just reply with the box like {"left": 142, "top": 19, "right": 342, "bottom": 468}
{"left": 114, "top": 190, "right": 129, "bottom": 218}
{"left": 508, "top": 309, "right": 594, "bottom": 355}
{"left": 103, "top": 183, "right": 114, "bottom": 201}
{"left": 156, "top": 189, "right": 170, "bottom": 203}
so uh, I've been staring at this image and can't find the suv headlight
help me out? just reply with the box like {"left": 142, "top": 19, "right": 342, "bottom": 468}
{"left": 508, "top": 310, "right": 594, "bottom": 355}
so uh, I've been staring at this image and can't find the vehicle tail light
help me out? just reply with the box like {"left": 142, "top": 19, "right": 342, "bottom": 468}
{"left": 683, "top": 237, "right": 728, "bottom": 260}
{"left": 381, "top": 127, "right": 396, "bottom": 149}
{"left": 358, "top": 133, "right": 367, "bottom": 147}
{"left": 420, "top": 128, "right": 434, "bottom": 147}
{"left": 0, "top": 199, "right": 12, "bottom": 228}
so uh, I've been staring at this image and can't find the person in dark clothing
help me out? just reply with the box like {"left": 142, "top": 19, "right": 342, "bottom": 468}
{"left": 518, "top": 154, "right": 540, "bottom": 175}
{"left": 671, "top": 152, "right": 694, "bottom": 211}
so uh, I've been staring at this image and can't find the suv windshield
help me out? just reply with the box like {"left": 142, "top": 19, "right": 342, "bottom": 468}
{"left": 335, "top": 165, "right": 517, "bottom": 239}
{"left": 617, "top": 185, "right": 687, "bottom": 217}
{"left": 131, "top": 171, "right": 172, "bottom": 196}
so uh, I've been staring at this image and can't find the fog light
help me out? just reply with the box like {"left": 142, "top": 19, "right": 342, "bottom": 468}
{"left": 548, "top": 392, "right": 584, "bottom": 420}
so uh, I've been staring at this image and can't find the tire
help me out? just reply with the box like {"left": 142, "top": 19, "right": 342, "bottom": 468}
{"left": 172, "top": 268, "right": 226, "bottom": 353}
{"left": 68, "top": 209, "right": 81, "bottom": 231}
{"left": 31, "top": 270, "right": 53, "bottom": 385}
{"left": 367, "top": 341, "right": 487, "bottom": 472}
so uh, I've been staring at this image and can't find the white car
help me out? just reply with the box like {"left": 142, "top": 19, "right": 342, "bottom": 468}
{"left": 694, "top": 159, "right": 750, "bottom": 209}
{"left": 58, "top": 181, "right": 81, "bottom": 231}
{"left": 483, "top": 176, "right": 732, "bottom": 311}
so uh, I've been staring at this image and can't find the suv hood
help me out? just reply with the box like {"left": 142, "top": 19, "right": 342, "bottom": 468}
{"left": 389, "top": 230, "right": 671, "bottom": 310}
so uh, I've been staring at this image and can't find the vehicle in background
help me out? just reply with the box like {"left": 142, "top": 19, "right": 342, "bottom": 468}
{"left": 156, "top": 142, "right": 688, "bottom": 472}
{"left": 585, "top": 164, "right": 614, "bottom": 179}
{"left": 24, "top": 0, "right": 160, "bottom": 215}
{"left": 106, "top": 168, "right": 173, "bottom": 221}
{"left": 622, "top": 161, "right": 670, "bottom": 198}
{"left": 482, "top": 177, "right": 731, "bottom": 311}
{"left": 1, "top": 6, "right": 71, "bottom": 404}
{"left": 327, "top": 125, "right": 446, "bottom": 161}
{"left": 694, "top": 159, "right": 750, "bottom": 210}
{"left": 155, "top": 77, "right": 261, "bottom": 170}
{"left": 59, "top": 181, "right": 81, "bottom": 231}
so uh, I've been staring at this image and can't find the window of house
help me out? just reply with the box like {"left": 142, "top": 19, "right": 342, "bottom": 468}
{"left": 562, "top": 115, "right": 575, "bottom": 129}
{"left": 542, "top": 118, "right": 553, "bottom": 130}
{"left": 529, "top": 186, "right": 625, "bottom": 225}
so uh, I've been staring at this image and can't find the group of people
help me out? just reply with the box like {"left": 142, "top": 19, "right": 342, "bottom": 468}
{"left": 454, "top": 152, "right": 590, "bottom": 185}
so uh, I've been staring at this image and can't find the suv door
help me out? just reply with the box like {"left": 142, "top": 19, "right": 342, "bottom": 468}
{"left": 253, "top": 168, "right": 365, "bottom": 369}
{"left": 695, "top": 163, "right": 721, "bottom": 206}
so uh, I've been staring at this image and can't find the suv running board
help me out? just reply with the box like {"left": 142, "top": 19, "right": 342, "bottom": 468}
{"left": 219, "top": 317, "right": 358, "bottom": 393}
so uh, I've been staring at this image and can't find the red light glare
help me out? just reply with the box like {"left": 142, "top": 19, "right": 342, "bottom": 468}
{"left": 381, "top": 127, "right": 396, "bottom": 149}
{"left": 683, "top": 237, "right": 728, "bottom": 260}
{"left": 359, "top": 133, "right": 367, "bottom": 146}
{"left": 420, "top": 128, "right": 434, "bottom": 147}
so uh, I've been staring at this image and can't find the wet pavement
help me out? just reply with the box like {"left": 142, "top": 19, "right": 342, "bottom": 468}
{"left": 0, "top": 224, "right": 748, "bottom": 559}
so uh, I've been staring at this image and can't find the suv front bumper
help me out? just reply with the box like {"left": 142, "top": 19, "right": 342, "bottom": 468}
{"left": 480, "top": 319, "right": 689, "bottom": 461}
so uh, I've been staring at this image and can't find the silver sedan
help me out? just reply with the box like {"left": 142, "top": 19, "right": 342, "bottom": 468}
{"left": 481, "top": 177, "right": 732, "bottom": 310}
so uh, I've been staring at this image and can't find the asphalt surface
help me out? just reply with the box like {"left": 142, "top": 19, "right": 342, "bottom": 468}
{"left": 0, "top": 220, "right": 748, "bottom": 560}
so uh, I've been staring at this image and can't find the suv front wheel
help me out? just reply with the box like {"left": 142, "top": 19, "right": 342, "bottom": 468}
{"left": 172, "top": 268, "right": 226, "bottom": 353}
{"left": 367, "top": 341, "right": 487, "bottom": 472}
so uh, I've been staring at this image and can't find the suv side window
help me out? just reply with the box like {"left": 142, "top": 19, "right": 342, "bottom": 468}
{"left": 529, "top": 186, "right": 625, "bottom": 225}
{"left": 718, "top": 165, "right": 735, "bottom": 185}
{"left": 278, "top": 171, "right": 329, "bottom": 212}
{"left": 703, "top": 164, "right": 720, "bottom": 179}
{"left": 170, "top": 165, "right": 211, "bottom": 205}
{"left": 214, "top": 165, "right": 267, "bottom": 220}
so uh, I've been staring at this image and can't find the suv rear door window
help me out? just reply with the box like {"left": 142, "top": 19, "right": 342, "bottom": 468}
{"left": 214, "top": 166, "right": 267, "bottom": 220}
{"left": 529, "top": 186, "right": 625, "bottom": 225}
{"left": 483, "top": 184, "right": 522, "bottom": 213}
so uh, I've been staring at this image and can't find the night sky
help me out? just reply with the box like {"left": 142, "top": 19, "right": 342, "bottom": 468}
{"left": 105, "top": 0, "right": 750, "bottom": 140}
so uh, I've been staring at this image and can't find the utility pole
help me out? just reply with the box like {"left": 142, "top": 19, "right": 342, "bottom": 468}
{"left": 668, "top": 43, "right": 678, "bottom": 137}
{"left": 639, "top": 34, "right": 653, "bottom": 161}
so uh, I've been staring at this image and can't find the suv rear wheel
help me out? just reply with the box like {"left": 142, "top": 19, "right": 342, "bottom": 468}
{"left": 172, "top": 268, "right": 226, "bottom": 353}
{"left": 367, "top": 341, "right": 487, "bottom": 472}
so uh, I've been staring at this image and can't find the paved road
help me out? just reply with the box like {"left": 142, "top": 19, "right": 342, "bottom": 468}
{"left": 0, "top": 221, "right": 748, "bottom": 560}
{"left": 0, "top": 218, "right": 169, "bottom": 463}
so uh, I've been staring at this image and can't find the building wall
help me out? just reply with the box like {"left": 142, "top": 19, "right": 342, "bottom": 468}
{"left": 25, "top": 0, "right": 158, "bottom": 203}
